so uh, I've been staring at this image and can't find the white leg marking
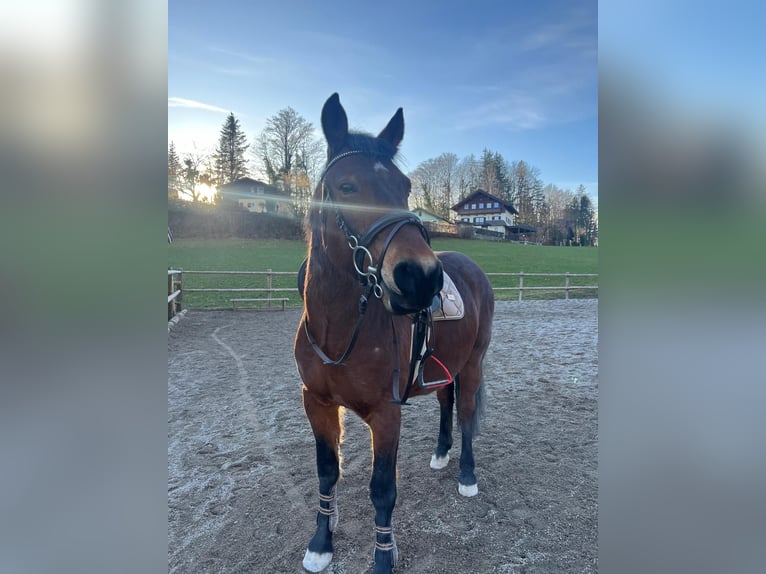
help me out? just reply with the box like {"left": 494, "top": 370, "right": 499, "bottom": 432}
{"left": 430, "top": 453, "right": 450, "bottom": 469}
{"left": 303, "top": 550, "right": 333, "bottom": 572}
{"left": 458, "top": 482, "right": 479, "bottom": 497}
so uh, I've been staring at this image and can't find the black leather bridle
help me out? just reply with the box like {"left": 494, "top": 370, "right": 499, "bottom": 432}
{"left": 318, "top": 150, "right": 431, "bottom": 299}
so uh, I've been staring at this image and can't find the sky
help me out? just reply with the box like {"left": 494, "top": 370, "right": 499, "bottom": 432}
{"left": 169, "top": 0, "right": 598, "bottom": 203}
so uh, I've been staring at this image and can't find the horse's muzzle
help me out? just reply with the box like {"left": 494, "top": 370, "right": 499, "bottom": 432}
{"left": 388, "top": 259, "right": 444, "bottom": 314}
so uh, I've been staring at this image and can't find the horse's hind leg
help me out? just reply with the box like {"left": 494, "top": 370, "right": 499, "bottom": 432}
{"left": 455, "top": 360, "right": 485, "bottom": 497}
{"left": 430, "top": 383, "right": 454, "bottom": 469}
{"left": 302, "top": 389, "right": 342, "bottom": 572}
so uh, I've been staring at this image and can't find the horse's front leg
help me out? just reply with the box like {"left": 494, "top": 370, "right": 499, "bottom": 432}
{"left": 367, "top": 406, "right": 401, "bottom": 574}
{"left": 302, "top": 389, "right": 342, "bottom": 573}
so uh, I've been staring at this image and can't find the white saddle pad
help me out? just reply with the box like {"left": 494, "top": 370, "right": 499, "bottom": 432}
{"left": 431, "top": 272, "right": 464, "bottom": 321}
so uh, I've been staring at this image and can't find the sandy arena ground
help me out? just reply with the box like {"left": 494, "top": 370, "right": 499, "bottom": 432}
{"left": 168, "top": 300, "right": 598, "bottom": 573}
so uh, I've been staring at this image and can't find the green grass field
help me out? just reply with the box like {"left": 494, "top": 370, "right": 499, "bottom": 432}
{"left": 169, "top": 238, "right": 597, "bottom": 308}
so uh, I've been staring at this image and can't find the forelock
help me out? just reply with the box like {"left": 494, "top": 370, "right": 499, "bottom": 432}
{"left": 345, "top": 132, "right": 397, "bottom": 162}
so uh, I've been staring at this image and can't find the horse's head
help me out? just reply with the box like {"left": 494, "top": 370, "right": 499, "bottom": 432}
{"left": 312, "top": 93, "right": 443, "bottom": 315}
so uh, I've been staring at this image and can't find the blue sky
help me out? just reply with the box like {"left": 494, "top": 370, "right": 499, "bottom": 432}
{"left": 169, "top": 0, "right": 597, "bottom": 202}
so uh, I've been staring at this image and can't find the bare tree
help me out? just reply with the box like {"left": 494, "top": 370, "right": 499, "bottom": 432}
{"left": 409, "top": 159, "right": 438, "bottom": 212}
{"left": 254, "top": 107, "right": 324, "bottom": 217}
{"left": 542, "top": 184, "right": 574, "bottom": 245}
{"left": 179, "top": 148, "right": 211, "bottom": 203}
{"left": 408, "top": 153, "right": 461, "bottom": 219}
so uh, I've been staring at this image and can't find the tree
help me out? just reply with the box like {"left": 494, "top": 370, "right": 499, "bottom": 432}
{"left": 455, "top": 154, "right": 481, "bottom": 200}
{"left": 576, "top": 186, "right": 597, "bottom": 246}
{"left": 508, "top": 160, "right": 544, "bottom": 227}
{"left": 408, "top": 152, "right": 459, "bottom": 219}
{"left": 168, "top": 141, "right": 183, "bottom": 200}
{"left": 542, "top": 184, "right": 575, "bottom": 245}
{"left": 409, "top": 160, "right": 437, "bottom": 212}
{"left": 254, "top": 107, "right": 324, "bottom": 218}
{"left": 478, "top": 149, "right": 510, "bottom": 199}
{"left": 179, "top": 149, "right": 211, "bottom": 203}
{"left": 212, "top": 113, "right": 249, "bottom": 185}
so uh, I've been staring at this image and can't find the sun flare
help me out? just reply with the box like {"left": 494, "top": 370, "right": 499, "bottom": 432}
{"left": 178, "top": 183, "right": 217, "bottom": 203}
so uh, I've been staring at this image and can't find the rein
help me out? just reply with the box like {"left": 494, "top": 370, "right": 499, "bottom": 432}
{"left": 304, "top": 149, "right": 449, "bottom": 403}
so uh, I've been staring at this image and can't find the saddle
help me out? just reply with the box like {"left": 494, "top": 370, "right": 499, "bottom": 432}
{"left": 429, "top": 272, "right": 464, "bottom": 321}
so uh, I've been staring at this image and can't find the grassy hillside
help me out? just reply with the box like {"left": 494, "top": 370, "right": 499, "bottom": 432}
{"left": 169, "top": 238, "right": 597, "bottom": 307}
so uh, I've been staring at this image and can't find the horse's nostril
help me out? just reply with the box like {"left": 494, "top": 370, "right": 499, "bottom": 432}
{"left": 393, "top": 261, "right": 443, "bottom": 307}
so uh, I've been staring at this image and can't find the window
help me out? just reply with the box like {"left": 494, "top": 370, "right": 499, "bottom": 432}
{"left": 462, "top": 217, "right": 469, "bottom": 222}
{"left": 494, "top": 202, "right": 499, "bottom": 208}
{"left": 470, "top": 203, "right": 476, "bottom": 209}
{"left": 475, "top": 217, "right": 485, "bottom": 223}
{"left": 478, "top": 202, "right": 484, "bottom": 209}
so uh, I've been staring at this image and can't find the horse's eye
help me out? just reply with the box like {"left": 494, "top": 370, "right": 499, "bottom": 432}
{"left": 339, "top": 183, "right": 356, "bottom": 194}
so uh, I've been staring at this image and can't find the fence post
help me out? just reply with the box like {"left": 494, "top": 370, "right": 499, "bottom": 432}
{"left": 565, "top": 272, "right": 570, "bottom": 300}
{"left": 176, "top": 271, "right": 183, "bottom": 313}
{"left": 266, "top": 268, "right": 273, "bottom": 308}
{"left": 518, "top": 272, "right": 524, "bottom": 302}
{"left": 168, "top": 273, "right": 173, "bottom": 319}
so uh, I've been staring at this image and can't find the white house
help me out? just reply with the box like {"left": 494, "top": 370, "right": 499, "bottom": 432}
{"left": 217, "top": 177, "right": 293, "bottom": 214}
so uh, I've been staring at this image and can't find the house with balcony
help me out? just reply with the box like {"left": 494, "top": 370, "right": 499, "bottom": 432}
{"left": 452, "top": 189, "right": 536, "bottom": 240}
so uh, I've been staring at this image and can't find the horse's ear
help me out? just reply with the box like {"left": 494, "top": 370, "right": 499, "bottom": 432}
{"left": 321, "top": 93, "right": 349, "bottom": 156}
{"left": 378, "top": 107, "right": 404, "bottom": 150}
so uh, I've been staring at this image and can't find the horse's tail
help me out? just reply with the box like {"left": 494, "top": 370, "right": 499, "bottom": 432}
{"left": 473, "top": 370, "right": 486, "bottom": 436}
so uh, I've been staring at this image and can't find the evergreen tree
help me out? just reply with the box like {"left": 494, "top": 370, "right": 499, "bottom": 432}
{"left": 478, "top": 149, "right": 511, "bottom": 198}
{"left": 213, "top": 113, "right": 249, "bottom": 185}
{"left": 509, "top": 160, "right": 544, "bottom": 226}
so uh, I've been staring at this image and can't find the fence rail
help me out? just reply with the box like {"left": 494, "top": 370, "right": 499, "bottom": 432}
{"left": 167, "top": 269, "right": 598, "bottom": 313}
{"left": 485, "top": 272, "right": 598, "bottom": 301}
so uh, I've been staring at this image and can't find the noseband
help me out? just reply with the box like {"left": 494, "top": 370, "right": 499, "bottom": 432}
{"left": 319, "top": 150, "right": 430, "bottom": 299}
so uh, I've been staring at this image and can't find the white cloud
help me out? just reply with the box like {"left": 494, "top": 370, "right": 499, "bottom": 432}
{"left": 168, "top": 97, "right": 230, "bottom": 114}
{"left": 456, "top": 94, "right": 547, "bottom": 131}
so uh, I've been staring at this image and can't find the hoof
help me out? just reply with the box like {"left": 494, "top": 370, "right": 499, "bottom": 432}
{"left": 303, "top": 550, "right": 333, "bottom": 572}
{"left": 458, "top": 482, "right": 479, "bottom": 497}
{"left": 430, "top": 453, "right": 449, "bottom": 469}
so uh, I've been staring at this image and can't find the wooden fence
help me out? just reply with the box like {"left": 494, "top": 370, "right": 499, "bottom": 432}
{"left": 485, "top": 272, "right": 598, "bottom": 301}
{"left": 168, "top": 269, "right": 183, "bottom": 319}
{"left": 168, "top": 269, "right": 597, "bottom": 313}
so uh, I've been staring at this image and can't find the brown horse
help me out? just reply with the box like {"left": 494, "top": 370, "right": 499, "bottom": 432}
{"left": 294, "top": 93, "right": 494, "bottom": 573}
